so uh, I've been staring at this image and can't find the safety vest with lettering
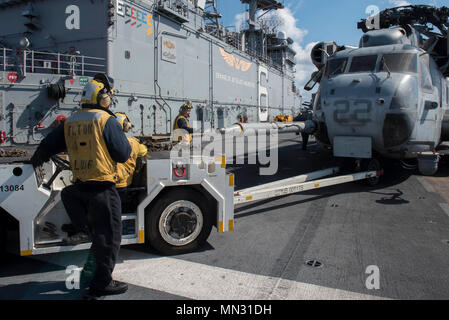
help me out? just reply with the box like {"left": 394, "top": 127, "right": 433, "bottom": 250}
{"left": 173, "top": 114, "right": 192, "bottom": 144}
{"left": 64, "top": 109, "right": 117, "bottom": 183}
{"left": 116, "top": 137, "right": 141, "bottom": 188}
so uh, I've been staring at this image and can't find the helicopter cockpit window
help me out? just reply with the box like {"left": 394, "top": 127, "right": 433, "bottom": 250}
{"left": 419, "top": 58, "right": 433, "bottom": 91}
{"left": 379, "top": 53, "right": 417, "bottom": 73}
{"left": 325, "top": 58, "right": 348, "bottom": 77}
{"left": 348, "top": 55, "right": 377, "bottom": 73}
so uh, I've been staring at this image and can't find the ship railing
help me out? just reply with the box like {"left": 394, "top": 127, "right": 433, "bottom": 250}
{"left": 243, "top": 46, "right": 284, "bottom": 72}
{"left": 156, "top": 0, "right": 190, "bottom": 22}
{"left": 0, "top": 48, "right": 106, "bottom": 77}
{"left": 285, "top": 50, "right": 296, "bottom": 63}
{"left": 220, "top": 31, "right": 286, "bottom": 73}
{"left": 223, "top": 31, "right": 243, "bottom": 51}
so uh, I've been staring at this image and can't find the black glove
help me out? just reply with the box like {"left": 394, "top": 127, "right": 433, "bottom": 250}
{"left": 30, "top": 147, "right": 50, "bottom": 168}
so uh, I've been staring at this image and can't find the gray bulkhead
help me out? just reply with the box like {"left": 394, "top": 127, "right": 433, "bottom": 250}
{"left": 0, "top": 0, "right": 299, "bottom": 147}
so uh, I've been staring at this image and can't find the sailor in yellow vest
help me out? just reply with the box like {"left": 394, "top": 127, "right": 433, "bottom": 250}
{"left": 172, "top": 102, "right": 193, "bottom": 144}
{"left": 31, "top": 73, "right": 131, "bottom": 298}
{"left": 114, "top": 112, "right": 148, "bottom": 212}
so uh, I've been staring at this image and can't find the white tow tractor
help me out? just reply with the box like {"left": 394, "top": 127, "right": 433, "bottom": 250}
{"left": 0, "top": 153, "right": 234, "bottom": 256}
{"left": 0, "top": 150, "right": 382, "bottom": 257}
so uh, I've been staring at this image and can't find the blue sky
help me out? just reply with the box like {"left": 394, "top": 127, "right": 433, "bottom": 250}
{"left": 213, "top": 0, "right": 446, "bottom": 99}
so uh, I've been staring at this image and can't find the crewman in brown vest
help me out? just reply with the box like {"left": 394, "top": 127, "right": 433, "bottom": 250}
{"left": 172, "top": 102, "right": 193, "bottom": 145}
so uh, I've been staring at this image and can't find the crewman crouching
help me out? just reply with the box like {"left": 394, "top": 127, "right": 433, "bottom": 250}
{"left": 115, "top": 112, "right": 148, "bottom": 212}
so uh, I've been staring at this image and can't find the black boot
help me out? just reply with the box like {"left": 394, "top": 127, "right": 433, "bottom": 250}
{"left": 85, "top": 280, "right": 128, "bottom": 297}
{"left": 62, "top": 231, "right": 90, "bottom": 245}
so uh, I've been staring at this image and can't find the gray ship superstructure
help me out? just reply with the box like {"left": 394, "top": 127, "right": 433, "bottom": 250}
{"left": 0, "top": 0, "right": 300, "bottom": 147}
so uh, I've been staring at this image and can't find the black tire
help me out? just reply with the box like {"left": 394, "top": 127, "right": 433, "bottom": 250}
{"left": 145, "top": 188, "right": 213, "bottom": 255}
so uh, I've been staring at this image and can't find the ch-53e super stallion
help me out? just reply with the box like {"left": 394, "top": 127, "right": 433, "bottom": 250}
{"left": 303, "top": 5, "right": 449, "bottom": 176}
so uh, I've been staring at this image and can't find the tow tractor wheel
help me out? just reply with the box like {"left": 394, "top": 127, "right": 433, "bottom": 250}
{"left": 362, "top": 158, "right": 381, "bottom": 186}
{"left": 145, "top": 188, "right": 213, "bottom": 255}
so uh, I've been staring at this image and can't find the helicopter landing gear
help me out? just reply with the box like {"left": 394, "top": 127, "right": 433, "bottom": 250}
{"left": 417, "top": 152, "right": 440, "bottom": 176}
{"left": 360, "top": 158, "right": 382, "bottom": 186}
{"left": 343, "top": 157, "right": 382, "bottom": 186}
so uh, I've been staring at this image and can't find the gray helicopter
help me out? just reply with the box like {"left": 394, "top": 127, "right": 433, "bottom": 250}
{"left": 304, "top": 5, "right": 449, "bottom": 176}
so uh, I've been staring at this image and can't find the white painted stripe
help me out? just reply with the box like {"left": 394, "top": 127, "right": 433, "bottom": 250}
{"left": 416, "top": 176, "right": 436, "bottom": 193}
{"left": 438, "top": 203, "right": 449, "bottom": 218}
{"left": 26, "top": 248, "right": 387, "bottom": 300}
{"left": 112, "top": 249, "right": 387, "bottom": 300}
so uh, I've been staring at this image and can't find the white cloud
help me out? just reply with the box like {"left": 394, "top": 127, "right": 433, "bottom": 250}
{"left": 234, "top": 12, "right": 247, "bottom": 32}
{"left": 262, "top": 7, "right": 316, "bottom": 88}
{"left": 292, "top": 41, "right": 318, "bottom": 85}
{"left": 270, "top": 8, "right": 308, "bottom": 44}
{"left": 389, "top": 0, "right": 411, "bottom": 7}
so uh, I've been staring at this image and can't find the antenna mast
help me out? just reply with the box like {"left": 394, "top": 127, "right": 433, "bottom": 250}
{"left": 241, "top": 0, "right": 283, "bottom": 56}
{"left": 204, "top": 0, "right": 223, "bottom": 39}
